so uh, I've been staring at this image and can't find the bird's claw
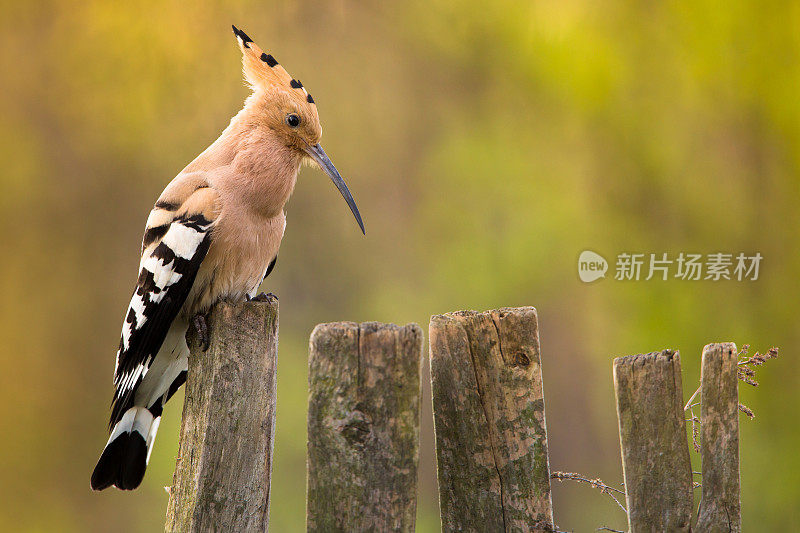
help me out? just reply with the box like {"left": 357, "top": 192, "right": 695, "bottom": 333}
{"left": 250, "top": 292, "right": 278, "bottom": 303}
{"left": 192, "top": 313, "right": 210, "bottom": 351}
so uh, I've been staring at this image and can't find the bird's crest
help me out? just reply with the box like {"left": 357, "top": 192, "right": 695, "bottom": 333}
{"left": 232, "top": 25, "right": 315, "bottom": 104}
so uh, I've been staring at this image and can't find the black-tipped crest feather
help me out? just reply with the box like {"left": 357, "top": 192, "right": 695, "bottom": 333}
{"left": 231, "top": 24, "right": 252, "bottom": 47}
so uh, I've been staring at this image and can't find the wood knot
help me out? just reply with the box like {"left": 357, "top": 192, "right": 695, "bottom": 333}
{"left": 342, "top": 411, "right": 371, "bottom": 446}
{"left": 514, "top": 351, "right": 531, "bottom": 367}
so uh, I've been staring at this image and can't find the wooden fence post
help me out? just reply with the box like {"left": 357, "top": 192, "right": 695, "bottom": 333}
{"left": 695, "top": 342, "right": 741, "bottom": 533}
{"left": 613, "top": 350, "right": 693, "bottom": 533}
{"left": 306, "top": 321, "right": 423, "bottom": 532}
{"left": 429, "top": 308, "right": 554, "bottom": 532}
{"left": 165, "top": 299, "right": 279, "bottom": 533}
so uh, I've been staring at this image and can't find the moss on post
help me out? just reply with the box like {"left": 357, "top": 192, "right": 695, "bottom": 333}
{"left": 165, "top": 299, "right": 279, "bottom": 533}
{"left": 429, "top": 307, "right": 554, "bottom": 532}
{"left": 306, "top": 321, "right": 423, "bottom": 533}
{"left": 695, "top": 342, "right": 741, "bottom": 533}
{"left": 613, "top": 350, "right": 693, "bottom": 533}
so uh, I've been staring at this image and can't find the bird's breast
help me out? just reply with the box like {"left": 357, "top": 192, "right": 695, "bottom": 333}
{"left": 227, "top": 138, "right": 302, "bottom": 218}
{"left": 183, "top": 210, "right": 286, "bottom": 317}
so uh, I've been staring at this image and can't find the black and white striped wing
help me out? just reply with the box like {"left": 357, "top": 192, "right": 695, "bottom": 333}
{"left": 110, "top": 209, "right": 215, "bottom": 428}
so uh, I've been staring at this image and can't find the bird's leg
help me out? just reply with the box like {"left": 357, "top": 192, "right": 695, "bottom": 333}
{"left": 192, "top": 313, "right": 210, "bottom": 351}
{"left": 249, "top": 292, "right": 279, "bottom": 303}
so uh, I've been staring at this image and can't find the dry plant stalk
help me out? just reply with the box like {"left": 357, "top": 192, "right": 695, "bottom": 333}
{"left": 557, "top": 344, "right": 778, "bottom": 532}
{"left": 550, "top": 471, "right": 627, "bottom": 513}
{"left": 683, "top": 386, "right": 702, "bottom": 452}
{"left": 684, "top": 344, "right": 779, "bottom": 443}
{"left": 735, "top": 345, "right": 779, "bottom": 419}
{"left": 738, "top": 403, "right": 755, "bottom": 419}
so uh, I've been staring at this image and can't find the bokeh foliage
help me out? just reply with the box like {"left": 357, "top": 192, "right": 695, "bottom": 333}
{"left": 0, "top": 1, "right": 798, "bottom": 531}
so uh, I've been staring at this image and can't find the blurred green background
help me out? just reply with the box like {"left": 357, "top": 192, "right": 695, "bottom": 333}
{"left": 1, "top": 1, "right": 798, "bottom": 531}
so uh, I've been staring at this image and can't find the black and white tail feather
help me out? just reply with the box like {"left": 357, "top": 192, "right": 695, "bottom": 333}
{"left": 91, "top": 189, "right": 216, "bottom": 491}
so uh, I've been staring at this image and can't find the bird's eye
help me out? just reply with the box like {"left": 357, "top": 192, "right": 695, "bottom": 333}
{"left": 286, "top": 113, "right": 301, "bottom": 128}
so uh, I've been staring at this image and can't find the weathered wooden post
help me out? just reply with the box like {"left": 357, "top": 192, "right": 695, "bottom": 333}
{"left": 613, "top": 350, "right": 693, "bottom": 533}
{"left": 429, "top": 307, "right": 554, "bottom": 532}
{"left": 165, "top": 299, "right": 279, "bottom": 533}
{"left": 695, "top": 342, "right": 741, "bottom": 533}
{"left": 306, "top": 321, "right": 423, "bottom": 532}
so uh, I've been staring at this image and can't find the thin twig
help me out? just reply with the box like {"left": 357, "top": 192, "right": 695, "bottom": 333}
{"left": 597, "top": 527, "right": 626, "bottom": 533}
{"left": 736, "top": 345, "right": 778, "bottom": 387}
{"left": 551, "top": 471, "right": 627, "bottom": 513}
{"left": 551, "top": 471, "right": 625, "bottom": 494}
{"left": 735, "top": 345, "right": 779, "bottom": 419}
{"left": 686, "top": 409, "right": 701, "bottom": 451}
{"left": 683, "top": 386, "right": 701, "bottom": 411}
{"left": 683, "top": 384, "right": 703, "bottom": 451}
{"left": 738, "top": 403, "right": 755, "bottom": 419}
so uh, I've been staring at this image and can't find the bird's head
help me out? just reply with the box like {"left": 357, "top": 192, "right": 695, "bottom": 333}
{"left": 232, "top": 25, "right": 364, "bottom": 234}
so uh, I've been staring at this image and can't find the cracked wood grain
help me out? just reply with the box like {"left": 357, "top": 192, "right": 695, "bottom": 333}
{"left": 695, "top": 342, "right": 741, "bottom": 533}
{"left": 165, "top": 299, "right": 279, "bottom": 533}
{"left": 429, "top": 308, "right": 554, "bottom": 533}
{"left": 306, "top": 322, "right": 423, "bottom": 533}
{"left": 613, "top": 350, "right": 693, "bottom": 533}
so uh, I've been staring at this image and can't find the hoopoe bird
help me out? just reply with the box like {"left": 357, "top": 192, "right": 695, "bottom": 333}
{"left": 90, "top": 26, "right": 364, "bottom": 491}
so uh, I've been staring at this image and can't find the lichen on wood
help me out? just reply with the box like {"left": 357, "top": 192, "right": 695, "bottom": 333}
{"left": 165, "top": 299, "right": 279, "bottom": 533}
{"left": 306, "top": 321, "right": 423, "bottom": 533}
{"left": 613, "top": 350, "right": 693, "bottom": 533}
{"left": 429, "top": 307, "right": 554, "bottom": 532}
{"left": 695, "top": 342, "right": 741, "bottom": 533}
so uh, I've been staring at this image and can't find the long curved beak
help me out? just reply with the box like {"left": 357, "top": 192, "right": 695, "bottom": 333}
{"left": 305, "top": 143, "right": 365, "bottom": 235}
